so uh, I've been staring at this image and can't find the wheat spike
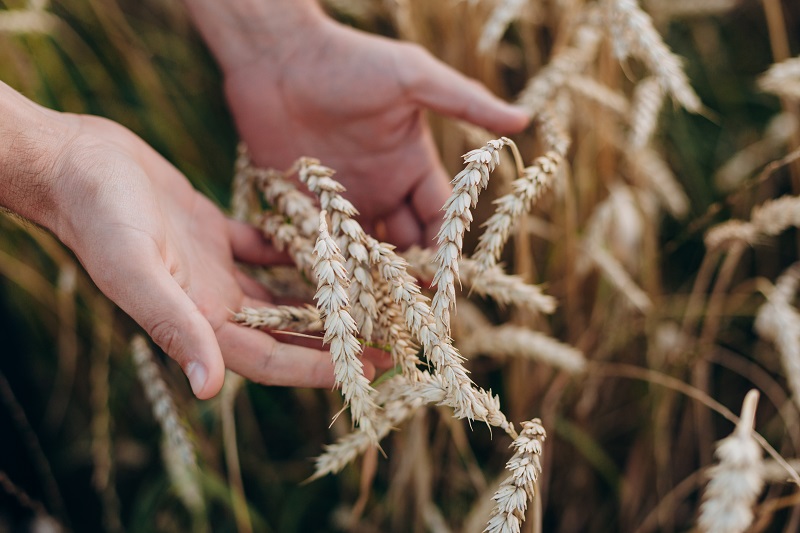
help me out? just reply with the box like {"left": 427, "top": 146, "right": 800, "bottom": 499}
{"left": 233, "top": 305, "right": 323, "bottom": 332}
{"left": 484, "top": 419, "right": 546, "bottom": 533}
{"left": 698, "top": 390, "right": 764, "bottom": 533}
{"left": 313, "top": 212, "right": 380, "bottom": 441}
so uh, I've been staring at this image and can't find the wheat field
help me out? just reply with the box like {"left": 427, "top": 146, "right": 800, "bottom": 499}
{"left": 1, "top": 0, "right": 800, "bottom": 532}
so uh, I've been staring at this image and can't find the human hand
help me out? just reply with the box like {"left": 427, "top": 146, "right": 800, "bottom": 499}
{"left": 222, "top": 14, "right": 529, "bottom": 248}
{"left": 0, "top": 89, "right": 389, "bottom": 399}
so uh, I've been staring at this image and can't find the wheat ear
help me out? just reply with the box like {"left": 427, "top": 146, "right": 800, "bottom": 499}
{"left": 698, "top": 390, "right": 764, "bottom": 533}
{"left": 313, "top": 212, "right": 380, "bottom": 441}
{"left": 484, "top": 419, "right": 546, "bottom": 533}
{"left": 233, "top": 305, "right": 323, "bottom": 332}
{"left": 131, "top": 336, "right": 203, "bottom": 514}
{"left": 432, "top": 137, "right": 515, "bottom": 333}
{"left": 473, "top": 112, "right": 570, "bottom": 273}
{"left": 605, "top": 0, "right": 702, "bottom": 113}
{"left": 759, "top": 56, "right": 800, "bottom": 100}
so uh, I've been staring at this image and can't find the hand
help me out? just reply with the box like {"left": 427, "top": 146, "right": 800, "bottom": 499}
{"left": 35, "top": 113, "right": 388, "bottom": 398}
{"left": 224, "top": 17, "right": 529, "bottom": 248}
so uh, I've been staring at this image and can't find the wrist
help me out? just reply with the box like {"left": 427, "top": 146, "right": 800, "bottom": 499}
{"left": 182, "top": 0, "right": 328, "bottom": 74}
{"left": 0, "top": 83, "right": 75, "bottom": 233}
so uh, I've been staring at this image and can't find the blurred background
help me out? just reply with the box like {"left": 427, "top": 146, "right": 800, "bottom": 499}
{"left": 1, "top": 0, "right": 799, "bottom": 531}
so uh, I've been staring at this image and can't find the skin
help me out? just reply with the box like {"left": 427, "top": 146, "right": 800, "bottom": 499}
{"left": 1, "top": 0, "right": 529, "bottom": 399}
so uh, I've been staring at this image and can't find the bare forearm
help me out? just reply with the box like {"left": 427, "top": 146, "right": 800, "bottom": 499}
{"left": 181, "top": 0, "right": 325, "bottom": 73}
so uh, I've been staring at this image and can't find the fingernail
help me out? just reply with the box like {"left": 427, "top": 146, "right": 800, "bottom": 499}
{"left": 185, "top": 361, "right": 208, "bottom": 397}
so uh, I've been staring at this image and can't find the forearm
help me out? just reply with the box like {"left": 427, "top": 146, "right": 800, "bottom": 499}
{"left": 0, "top": 82, "right": 73, "bottom": 231}
{"left": 181, "top": 0, "right": 326, "bottom": 73}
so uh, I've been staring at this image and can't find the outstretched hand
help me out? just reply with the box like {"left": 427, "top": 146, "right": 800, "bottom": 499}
{"left": 224, "top": 17, "right": 529, "bottom": 248}
{"left": 45, "top": 114, "right": 388, "bottom": 398}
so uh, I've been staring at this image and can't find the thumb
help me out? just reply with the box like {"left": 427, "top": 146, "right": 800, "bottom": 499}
{"left": 399, "top": 44, "right": 530, "bottom": 133}
{"left": 98, "top": 254, "right": 226, "bottom": 399}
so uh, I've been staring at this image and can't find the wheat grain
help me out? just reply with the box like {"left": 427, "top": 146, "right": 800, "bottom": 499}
{"left": 755, "top": 263, "right": 800, "bottom": 412}
{"left": 759, "top": 56, "right": 800, "bottom": 100}
{"left": 706, "top": 195, "right": 800, "bottom": 249}
{"left": 605, "top": 0, "right": 702, "bottom": 113}
{"left": 432, "top": 138, "right": 514, "bottom": 333}
{"left": 626, "top": 147, "right": 689, "bottom": 218}
{"left": 460, "top": 324, "right": 587, "bottom": 374}
{"left": 473, "top": 113, "right": 569, "bottom": 273}
{"left": 233, "top": 304, "right": 323, "bottom": 332}
{"left": 566, "top": 75, "right": 630, "bottom": 117}
{"left": 478, "top": 0, "right": 527, "bottom": 53}
{"left": 484, "top": 419, "right": 546, "bottom": 533}
{"left": 404, "top": 246, "right": 557, "bottom": 315}
{"left": 629, "top": 77, "right": 665, "bottom": 149}
{"left": 313, "top": 212, "right": 380, "bottom": 441}
{"left": 516, "top": 24, "right": 602, "bottom": 119}
{"left": 698, "top": 390, "right": 764, "bottom": 533}
{"left": 298, "top": 159, "right": 380, "bottom": 342}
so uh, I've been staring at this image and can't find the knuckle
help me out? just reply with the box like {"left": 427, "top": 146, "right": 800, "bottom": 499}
{"left": 148, "top": 317, "right": 184, "bottom": 364}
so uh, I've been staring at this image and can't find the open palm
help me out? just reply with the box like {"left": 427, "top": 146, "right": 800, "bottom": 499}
{"left": 224, "top": 19, "right": 528, "bottom": 248}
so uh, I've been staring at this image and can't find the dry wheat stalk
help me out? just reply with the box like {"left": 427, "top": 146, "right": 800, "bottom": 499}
{"left": 566, "top": 75, "right": 631, "bottom": 116}
{"left": 131, "top": 336, "right": 202, "bottom": 514}
{"left": 432, "top": 138, "right": 515, "bottom": 333}
{"left": 705, "top": 195, "right": 800, "bottom": 249}
{"left": 645, "top": 0, "right": 740, "bottom": 19}
{"left": 584, "top": 242, "right": 653, "bottom": 312}
{"left": 714, "top": 113, "right": 798, "bottom": 192}
{"left": 629, "top": 77, "right": 665, "bottom": 149}
{"left": 755, "top": 263, "right": 800, "bottom": 412}
{"left": 473, "top": 113, "right": 569, "bottom": 273}
{"left": 698, "top": 390, "right": 764, "bottom": 533}
{"left": 478, "top": 0, "right": 527, "bottom": 53}
{"left": 484, "top": 419, "right": 546, "bottom": 533}
{"left": 233, "top": 304, "right": 323, "bottom": 332}
{"left": 313, "top": 212, "right": 380, "bottom": 440}
{"left": 625, "top": 147, "right": 690, "bottom": 218}
{"left": 516, "top": 24, "right": 602, "bottom": 119}
{"left": 759, "top": 56, "right": 800, "bottom": 100}
{"left": 0, "top": 8, "right": 57, "bottom": 34}
{"left": 604, "top": 0, "right": 702, "bottom": 113}
{"left": 460, "top": 324, "right": 587, "bottom": 374}
{"left": 404, "top": 246, "right": 557, "bottom": 315}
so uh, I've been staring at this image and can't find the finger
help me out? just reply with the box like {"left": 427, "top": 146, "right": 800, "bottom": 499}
{"left": 402, "top": 46, "right": 530, "bottom": 133}
{"left": 227, "top": 219, "right": 293, "bottom": 266}
{"left": 363, "top": 346, "right": 394, "bottom": 369}
{"left": 383, "top": 205, "right": 424, "bottom": 250}
{"left": 103, "top": 259, "right": 226, "bottom": 399}
{"left": 217, "top": 322, "right": 376, "bottom": 387}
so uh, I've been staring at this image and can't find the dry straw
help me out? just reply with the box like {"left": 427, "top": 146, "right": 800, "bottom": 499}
{"left": 698, "top": 390, "right": 764, "bottom": 533}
